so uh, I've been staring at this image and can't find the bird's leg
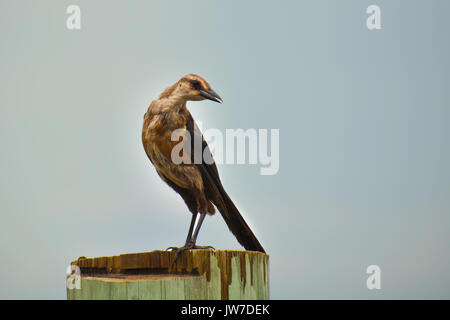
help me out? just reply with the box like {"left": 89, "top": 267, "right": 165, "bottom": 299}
{"left": 168, "top": 213, "right": 214, "bottom": 266}
{"left": 188, "top": 213, "right": 214, "bottom": 250}
{"left": 167, "top": 212, "right": 197, "bottom": 251}
{"left": 184, "top": 212, "right": 197, "bottom": 245}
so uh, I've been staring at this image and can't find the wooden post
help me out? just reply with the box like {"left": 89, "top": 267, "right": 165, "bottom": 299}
{"left": 67, "top": 249, "right": 269, "bottom": 300}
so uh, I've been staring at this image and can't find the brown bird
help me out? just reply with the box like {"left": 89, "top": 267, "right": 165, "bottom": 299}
{"left": 142, "top": 74, "right": 265, "bottom": 260}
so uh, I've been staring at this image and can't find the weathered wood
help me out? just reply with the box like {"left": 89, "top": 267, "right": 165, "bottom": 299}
{"left": 67, "top": 249, "right": 269, "bottom": 300}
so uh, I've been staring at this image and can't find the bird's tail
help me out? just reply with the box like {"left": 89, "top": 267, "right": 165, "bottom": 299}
{"left": 212, "top": 182, "right": 266, "bottom": 253}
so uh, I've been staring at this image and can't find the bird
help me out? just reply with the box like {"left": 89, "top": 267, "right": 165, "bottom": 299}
{"left": 142, "top": 74, "right": 265, "bottom": 261}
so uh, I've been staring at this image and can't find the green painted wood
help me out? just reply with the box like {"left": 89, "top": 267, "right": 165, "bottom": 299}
{"left": 67, "top": 250, "right": 269, "bottom": 300}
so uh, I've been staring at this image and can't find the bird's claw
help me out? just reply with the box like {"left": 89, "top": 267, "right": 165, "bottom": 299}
{"left": 166, "top": 244, "right": 215, "bottom": 267}
{"left": 166, "top": 244, "right": 215, "bottom": 252}
{"left": 191, "top": 245, "right": 215, "bottom": 250}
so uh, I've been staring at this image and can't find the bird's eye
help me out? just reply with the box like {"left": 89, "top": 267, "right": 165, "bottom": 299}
{"left": 191, "top": 80, "right": 201, "bottom": 90}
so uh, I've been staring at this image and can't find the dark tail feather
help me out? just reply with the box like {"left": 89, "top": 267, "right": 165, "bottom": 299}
{"left": 189, "top": 115, "right": 265, "bottom": 253}
{"left": 198, "top": 159, "right": 265, "bottom": 253}
{"left": 214, "top": 187, "right": 265, "bottom": 253}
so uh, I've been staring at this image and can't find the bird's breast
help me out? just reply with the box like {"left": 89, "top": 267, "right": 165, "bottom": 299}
{"left": 142, "top": 112, "right": 188, "bottom": 164}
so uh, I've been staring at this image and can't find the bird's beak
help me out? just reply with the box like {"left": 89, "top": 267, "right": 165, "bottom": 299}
{"left": 199, "top": 89, "right": 223, "bottom": 103}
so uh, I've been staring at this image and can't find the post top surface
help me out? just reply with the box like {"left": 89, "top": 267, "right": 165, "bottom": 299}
{"left": 71, "top": 249, "right": 268, "bottom": 276}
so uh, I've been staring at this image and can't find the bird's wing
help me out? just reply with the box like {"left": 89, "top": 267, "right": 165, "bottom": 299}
{"left": 186, "top": 113, "right": 265, "bottom": 253}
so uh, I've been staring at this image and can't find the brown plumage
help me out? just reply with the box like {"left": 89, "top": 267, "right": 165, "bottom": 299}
{"left": 142, "top": 74, "right": 265, "bottom": 254}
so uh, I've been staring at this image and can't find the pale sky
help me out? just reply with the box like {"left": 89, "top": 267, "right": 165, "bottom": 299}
{"left": 1, "top": 0, "right": 449, "bottom": 299}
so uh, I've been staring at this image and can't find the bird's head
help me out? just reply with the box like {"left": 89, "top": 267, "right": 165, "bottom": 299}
{"left": 161, "top": 74, "right": 223, "bottom": 104}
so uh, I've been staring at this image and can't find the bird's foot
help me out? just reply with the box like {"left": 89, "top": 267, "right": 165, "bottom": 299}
{"left": 166, "top": 242, "right": 215, "bottom": 266}
{"left": 191, "top": 245, "right": 215, "bottom": 250}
